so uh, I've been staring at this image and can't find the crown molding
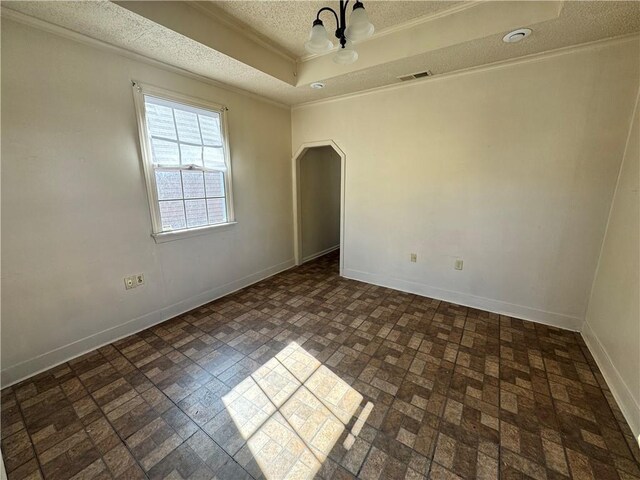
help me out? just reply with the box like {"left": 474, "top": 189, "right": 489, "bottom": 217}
{"left": 298, "top": 1, "right": 483, "bottom": 64}
{"left": 293, "top": 32, "right": 640, "bottom": 110}
{"left": 0, "top": 7, "right": 292, "bottom": 110}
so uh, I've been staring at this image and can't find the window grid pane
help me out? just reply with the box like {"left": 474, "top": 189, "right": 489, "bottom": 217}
{"left": 155, "top": 170, "right": 183, "bottom": 200}
{"left": 146, "top": 103, "right": 177, "bottom": 140}
{"left": 159, "top": 200, "right": 186, "bottom": 231}
{"left": 181, "top": 171, "right": 205, "bottom": 199}
{"left": 174, "top": 109, "right": 203, "bottom": 145}
{"left": 185, "top": 199, "right": 208, "bottom": 228}
{"left": 207, "top": 198, "right": 227, "bottom": 225}
{"left": 145, "top": 95, "right": 229, "bottom": 233}
{"left": 205, "top": 171, "right": 225, "bottom": 197}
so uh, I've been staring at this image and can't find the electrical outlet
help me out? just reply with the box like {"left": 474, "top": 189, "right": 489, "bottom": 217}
{"left": 124, "top": 273, "right": 145, "bottom": 290}
{"left": 410, "top": 253, "right": 417, "bottom": 263}
{"left": 454, "top": 259, "right": 463, "bottom": 270}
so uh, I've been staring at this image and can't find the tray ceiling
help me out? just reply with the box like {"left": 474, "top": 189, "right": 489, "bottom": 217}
{"left": 2, "top": 1, "right": 639, "bottom": 106}
{"left": 207, "top": 1, "right": 465, "bottom": 59}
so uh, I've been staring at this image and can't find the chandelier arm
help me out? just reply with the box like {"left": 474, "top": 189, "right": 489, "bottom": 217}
{"left": 315, "top": 6, "right": 340, "bottom": 30}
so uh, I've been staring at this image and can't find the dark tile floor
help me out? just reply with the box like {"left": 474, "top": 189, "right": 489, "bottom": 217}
{"left": 2, "top": 251, "right": 639, "bottom": 480}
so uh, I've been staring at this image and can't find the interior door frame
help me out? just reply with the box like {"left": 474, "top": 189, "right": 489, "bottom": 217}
{"left": 292, "top": 140, "right": 346, "bottom": 276}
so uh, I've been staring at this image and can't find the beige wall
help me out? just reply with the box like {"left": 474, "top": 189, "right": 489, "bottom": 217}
{"left": 299, "top": 147, "right": 341, "bottom": 261}
{"left": 292, "top": 38, "right": 640, "bottom": 330}
{"left": 0, "top": 19, "right": 293, "bottom": 385}
{"left": 584, "top": 93, "right": 640, "bottom": 440}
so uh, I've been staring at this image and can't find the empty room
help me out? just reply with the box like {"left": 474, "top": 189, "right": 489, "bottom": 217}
{"left": 1, "top": 1, "right": 639, "bottom": 479}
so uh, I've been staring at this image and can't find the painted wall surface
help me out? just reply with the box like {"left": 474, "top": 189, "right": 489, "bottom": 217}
{"left": 584, "top": 94, "right": 640, "bottom": 440}
{"left": 1, "top": 19, "right": 293, "bottom": 384}
{"left": 292, "top": 39, "right": 640, "bottom": 330}
{"left": 300, "top": 147, "right": 341, "bottom": 261}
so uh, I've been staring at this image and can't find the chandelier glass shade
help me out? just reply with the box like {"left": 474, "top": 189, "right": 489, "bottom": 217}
{"left": 305, "top": 22, "right": 334, "bottom": 54}
{"left": 333, "top": 41, "right": 358, "bottom": 64}
{"left": 345, "top": 6, "right": 375, "bottom": 41}
{"left": 304, "top": 1, "right": 374, "bottom": 64}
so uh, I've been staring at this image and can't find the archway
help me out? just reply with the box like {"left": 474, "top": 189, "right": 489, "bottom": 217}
{"left": 292, "top": 140, "right": 346, "bottom": 275}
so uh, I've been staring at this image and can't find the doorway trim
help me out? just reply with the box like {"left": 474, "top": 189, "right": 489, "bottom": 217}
{"left": 292, "top": 140, "right": 346, "bottom": 276}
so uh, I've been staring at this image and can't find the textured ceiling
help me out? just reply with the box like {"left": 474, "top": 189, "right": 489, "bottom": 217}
{"left": 207, "top": 0, "right": 464, "bottom": 59}
{"left": 2, "top": 1, "right": 639, "bottom": 106}
{"left": 304, "top": 1, "right": 640, "bottom": 104}
{"left": 1, "top": 1, "right": 296, "bottom": 101}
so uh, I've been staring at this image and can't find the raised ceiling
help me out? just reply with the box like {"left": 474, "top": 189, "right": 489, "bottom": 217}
{"left": 2, "top": 1, "right": 639, "bottom": 106}
{"left": 208, "top": 1, "right": 465, "bottom": 59}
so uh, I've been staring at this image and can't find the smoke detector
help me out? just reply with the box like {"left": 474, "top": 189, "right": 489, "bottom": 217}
{"left": 310, "top": 82, "right": 325, "bottom": 89}
{"left": 503, "top": 28, "right": 531, "bottom": 43}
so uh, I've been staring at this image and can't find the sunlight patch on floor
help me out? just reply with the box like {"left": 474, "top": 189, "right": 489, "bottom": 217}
{"left": 222, "top": 342, "right": 370, "bottom": 479}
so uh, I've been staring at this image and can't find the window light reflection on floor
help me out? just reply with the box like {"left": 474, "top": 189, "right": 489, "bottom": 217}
{"left": 221, "top": 342, "right": 373, "bottom": 479}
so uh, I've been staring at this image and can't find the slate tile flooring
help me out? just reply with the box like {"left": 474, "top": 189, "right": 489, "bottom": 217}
{"left": 2, "top": 251, "right": 639, "bottom": 479}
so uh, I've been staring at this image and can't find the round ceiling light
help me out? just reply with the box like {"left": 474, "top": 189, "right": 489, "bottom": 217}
{"left": 310, "top": 82, "right": 325, "bottom": 89}
{"left": 503, "top": 28, "right": 532, "bottom": 43}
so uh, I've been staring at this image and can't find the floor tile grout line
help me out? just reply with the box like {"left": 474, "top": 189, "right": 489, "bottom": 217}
{"left": 208, "top": 287, "right": 364, "bottom": 475}
{"left": 117, "top": 355, "right": 263, "bottom": 479}
{"left": 533, "top": 325, "right": 636, "bottom": 474}
{"left": 177, "top": 346, "right": 320, "bottom": 478}
{"left": 359, "top": 300, "right": 481, "bottom": 479}
{"left": 425, "top": 309, "right": 467, "bottom": 479}
{"left": 506, "top": 319, "right": 606, "bottom": 476}
{"left": 244, "top": 360, "right": 332, "bottom": 474}
{"left": 264, "top": 338, "right": 386, "bottom": 477}
{"left": 80, "top": 379, "right": 161, "bottom": 479}
{"left": 217, "top": 298, "right": 417, "bottom": 477}
{"left": 351, "top": 315, "right": 417, "bottom": 477}
{"left": 361, "top": 303, "right": 443, "bottom": 477}
{"left": 530, "top": 327, "right": 575, "bottom": 478}
{"left": 572, "top": 330, "right": 638, "bottom": 457}
{"left": 272, "top": 352, "right": 376, "bottom": 475}
{"left": 74, "top": 374, "right": 143, "bottom": 479}
{"left": 85, "top": 340, "right": 244, "bottom": 479}
{"left": 272, "top": 352, "right": 364, "bottom": 433}
{"left": 7, "top": 391, "right": 47, "bottom": 480}
{"left": 92, "top": 352, "right": 186, "bottom": 477}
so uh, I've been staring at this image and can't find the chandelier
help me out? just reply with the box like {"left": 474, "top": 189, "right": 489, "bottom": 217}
{"left": 305, "top": 1, "right": 375, "bottom": 64}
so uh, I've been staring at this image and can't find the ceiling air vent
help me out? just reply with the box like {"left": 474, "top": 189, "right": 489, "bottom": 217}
{"left": 398, "top": 70, "right": 433, "bottom": 82}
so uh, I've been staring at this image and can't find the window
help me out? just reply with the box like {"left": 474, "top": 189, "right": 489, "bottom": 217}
{"left": 133, "top": 83, "right": 234, "bottom": 241}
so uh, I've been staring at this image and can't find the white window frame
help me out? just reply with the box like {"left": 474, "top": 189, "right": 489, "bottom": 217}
{"left": 132, "top": 82, "right": 236, "bottom": 243}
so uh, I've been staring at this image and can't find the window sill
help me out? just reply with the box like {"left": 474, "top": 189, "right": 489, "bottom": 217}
{"left": 152, "top": 222, "right": 237, "bottom": 244}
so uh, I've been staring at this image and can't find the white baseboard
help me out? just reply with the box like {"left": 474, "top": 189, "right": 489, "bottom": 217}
{"left": 343, "top": 268, "right": 583, "bottom": 331}
{"left": 582, "top": 321, "right": 640, "bottom": 441}
{"left": 1, "top": 259, "right": 295, "bottom": 388}
{"left": 302, "top": 245, "right": 340, "bottom": 264}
